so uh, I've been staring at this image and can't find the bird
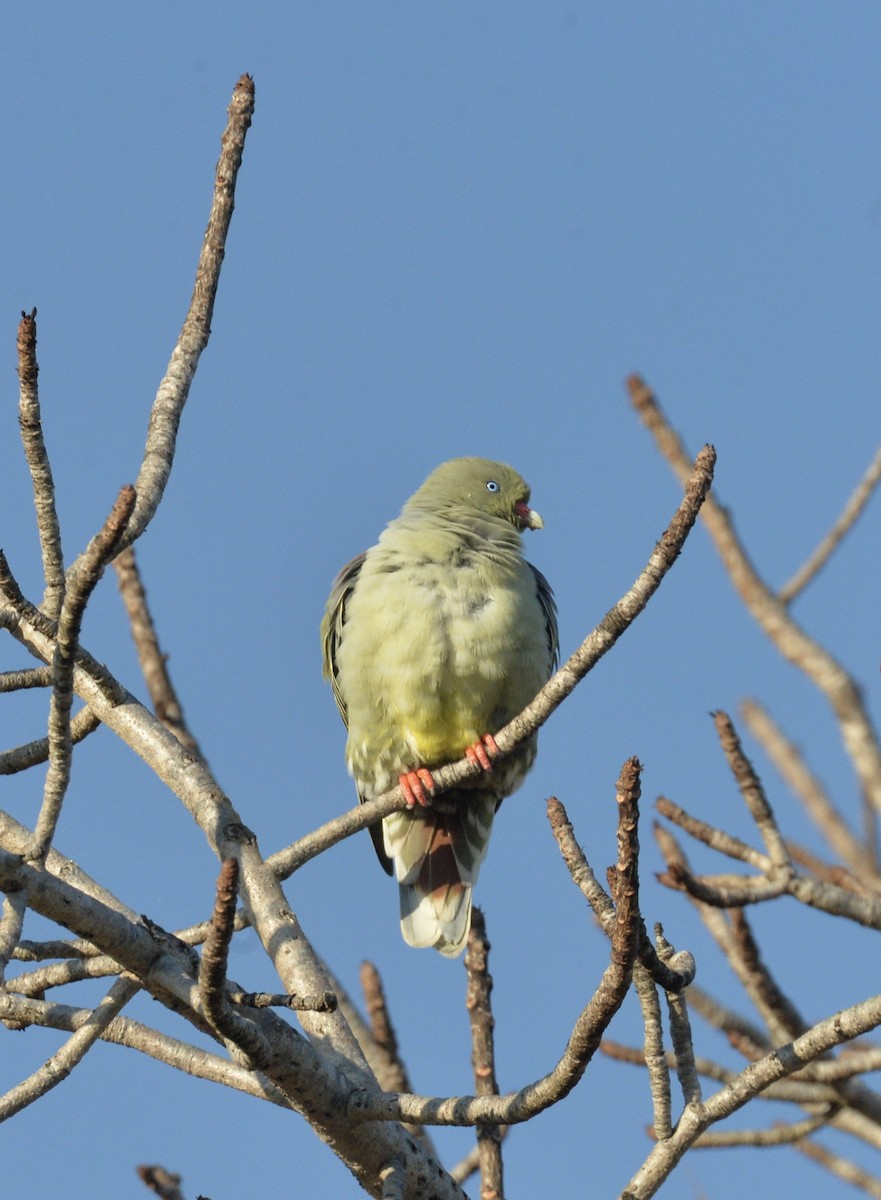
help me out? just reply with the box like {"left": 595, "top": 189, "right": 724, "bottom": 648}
{"left": 321, "top": 457, "right": 558, "bottom": 956}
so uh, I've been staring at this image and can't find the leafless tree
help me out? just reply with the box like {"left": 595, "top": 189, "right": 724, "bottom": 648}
{"left": 2, "top": 76, "right": 881, "bottom": 1200}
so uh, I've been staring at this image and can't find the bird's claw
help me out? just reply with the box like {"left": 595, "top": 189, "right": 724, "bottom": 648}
{"left": 399, "top": 768, "right": 436, "bottom": 808}
{"left": 465, "top": 734, "right": 500, "bottom": 773}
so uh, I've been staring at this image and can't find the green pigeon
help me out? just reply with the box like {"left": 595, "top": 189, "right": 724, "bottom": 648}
{"left": 322, "top": 457, "right": 558, "bottom": 957}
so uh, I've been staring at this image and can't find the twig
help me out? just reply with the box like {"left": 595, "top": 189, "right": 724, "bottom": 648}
{"left": 198, "top": 858, "right": 270, "bottom": 1068}
{"left": 778, "top": 439, "right": 881, "bottom": 604}
{"left": 31, "top": 485, "right": 136, "bottom": 863}
{"left": 631, "top": 948, "right": 672, "bottom": 1140}
{"left": 740, "top": 696, "right": 878, "bottom": 879}
{"left": 228, "top": 990, "right": 337, "bottom": 1013}
{"left": 629, "top": 374, "right": 881, "bottom": 819}
{"left": 655, "top": 798, "right": 769, "bottom": 870}
{"left": 360, "top": 961, "right": 415, "bottom": 1094}
{"left": 276, "top": 448, "right": 715, "bottom": 879}
{"left": 786, "top": 841, "right": 880, "bottom": 899}
{"left": 0, "top": 701, "right": 100, "bottom": 775}
{"left": 656, "top": 805, "right": 881, "bottom": 928}
{"left": 103, "top": 75, "right": 255, "bottom": 556}
{"left": 9, "top": 955, "right": 122, "bottom": 996}
{"left": 0, "top": 990, "right": 294, "bottom": 1108}
{"left": 548, "top": 791, "right": 695, "bottom": 993}
{"left": 0, "top": 551, "right": 126, "bottom": 706}
{"left": 712, "top": 711, "right": 791, "bottom": 869}
{"left": 694, "top": 1109, "right": 835, "bottom": 1147}
{"left": 621, "top": 991, "right": 881, "bottom": 1198}
{"left": 17, "top": 309, "right": 65, "bottom": 618}
{"left": 684, "top": 983, "right": 771, "bottom": 1051}
{"left": 728, "top": 908, "right": 806, "bottom": 1043}
{"left": 600, "top": 1039, "right": 865, "bottom": 1108}
{"left": 465, "top": 908, "right": 504, "bottom": 1200}
{"left": 656, "top": 927, "right": 701, "bottom": 1109}
{"left": 0, "top": 974, "right": 139, "bottom": 1121}
{"left": 0, "top": 666, "right": 53, "bottom": 692}
{"left": 113, "top": 546, "right": 204, "bottom": 759}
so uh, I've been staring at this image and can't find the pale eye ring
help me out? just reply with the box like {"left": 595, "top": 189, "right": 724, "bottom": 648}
{"left": 485, "top": 480, "right": 500, "bottom": 493}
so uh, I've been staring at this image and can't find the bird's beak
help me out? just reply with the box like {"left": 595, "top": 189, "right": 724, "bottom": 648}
{"left": 515, "top": 501, "right": 544, "bottom": 531}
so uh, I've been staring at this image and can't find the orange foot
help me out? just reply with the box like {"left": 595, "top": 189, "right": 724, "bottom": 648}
{"left": 465, "top": 733, "right": 500, "bottom": 772}
{"left": 399, "top": 768, "right": 436, "bottom": 808}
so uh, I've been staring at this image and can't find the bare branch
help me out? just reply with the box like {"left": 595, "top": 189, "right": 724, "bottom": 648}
{"left": 229, "top": 990, "right": 337, "bottom": 1013}
{"left": 631, "top": 949, "right": 672, "bottom": 1141}
{"left": 31, "top": 485, "right": 136, "bottom": 863}
{"left": 655, "top": 799, "right": 769, "bottom": 870}
{"left": 727, "top": 908, "right": 807, "bottom": 1042}
{"left": 110, "top": 75, "right": 255, "bottom": 554}
{"left": 656, "top": 928, "right": 701, "bottom": 1109}
{"left": 0, "top": 847, "right": 467, "bottom": 1199}
{"left": 466, "top": 908, "right": 504, "bottom": 1200}
{"left": 712, "top": 711, "right": 791, "bottom": 869}
{"left": 0, "top": 705, "right": 100, "bottom": 775}
{"left": 113, "top": 546, "right": 204, "bottom": 759}
{"left": 0, "top": 552, "right": 126, "bottom": 706}
{"left": 0, "top": 666, "right": 53, "bottom": 692}
{"left": 17, "top": 309, "right": 65, "bottom": 617}
{"left": 629, "top": 374, "right": 881, "bottom": 818}
{"left": 740, "top": 696, "right": 878, "bottom": 879}
{"left": 694, "top": 1109, "right": 835, "bottom": 1147}
{"left": 549, "top": 794, "right": 694, "bottom": 993}
{"left": 0, "top": 974, "right": 139, "bottom": 1122}
{"left": 0, "top": 990, "right": 294, "bottom": 1108}
{"left": 601, "top": 1038, "right": 870, "bottom": 1109}
{"left": 778, "top": 439, "right": 881, "bottom": 604}
{"left": 359, "top": 961, "right": 415, "bottom": 1095}
{"left": 198, "top": 858, "right": 271, "bottom": 1069}
{"left": 622, "top": 992, "right": 881, "bottom": 1198}
{"left": 656, "top": 802, "right": 881, "bottom": 929}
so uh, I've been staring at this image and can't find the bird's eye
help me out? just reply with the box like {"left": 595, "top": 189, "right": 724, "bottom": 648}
{"left": 485, "top": 480, "right": 500, "bottom": 493}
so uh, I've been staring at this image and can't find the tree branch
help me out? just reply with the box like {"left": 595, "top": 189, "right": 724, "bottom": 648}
{"left": 778, "top": 438, "right": 881, "bottom": 604}
{"left": 465, "top": 907, "right": 504, "bottom": 1200}
{"left": 113, "top": 545, "right": 204, "bottom": 759}
{"left": 17, "top": 308, "right": 65, "bottom": 617}
{"left": 629, "top": 374, "right": 881, "bottom": 819}
{"left": 0, "top": 975, "right": 139, "bottom": 1121}
{"left": 31, "top": 485, "right": 136, "bottom": 863}
{"left": 96, "top": 75, "right": 255, "bottom": 556}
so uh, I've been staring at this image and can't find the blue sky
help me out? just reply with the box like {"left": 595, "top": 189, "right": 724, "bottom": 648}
{"left": 3, "top": 6, "right": 881, "bottom": 1198}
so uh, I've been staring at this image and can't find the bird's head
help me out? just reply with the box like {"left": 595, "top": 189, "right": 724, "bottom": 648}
{"left": 405, "top": 457, "right": 544, "bottom": 532}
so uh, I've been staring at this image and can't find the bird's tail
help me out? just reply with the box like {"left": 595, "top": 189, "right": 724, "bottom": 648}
{"left": 383, "top": 796, "right": 496, "bottom": 957}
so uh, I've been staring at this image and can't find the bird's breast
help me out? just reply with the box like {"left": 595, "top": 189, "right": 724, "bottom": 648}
{"left": 338, "top": 543, "right": 547, "bottom": 781}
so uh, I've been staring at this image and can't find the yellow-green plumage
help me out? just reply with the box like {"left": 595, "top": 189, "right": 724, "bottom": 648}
{"left": 322, "top": 458, "right": 557, "bottom": 956}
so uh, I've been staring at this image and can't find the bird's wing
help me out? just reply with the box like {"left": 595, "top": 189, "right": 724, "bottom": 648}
{"left": 530, "top": 563, "right": 560, "bottom": 673}
{"left": 320, "top": 550, "right": 367, "bottom": 727}
{"left": 321, "top": 549, "right": 393, "bottom": 873}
